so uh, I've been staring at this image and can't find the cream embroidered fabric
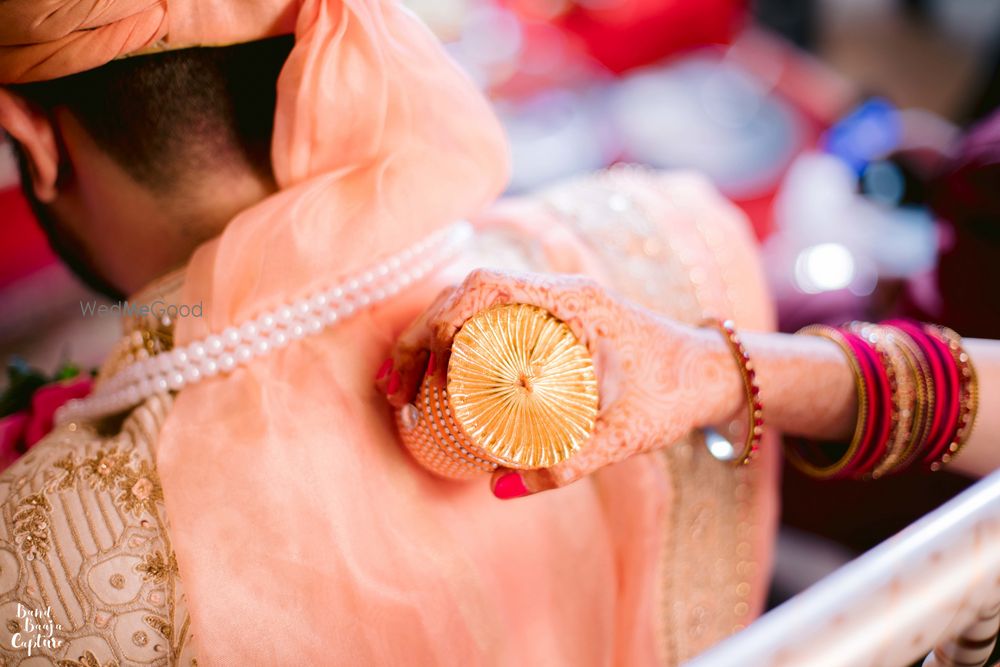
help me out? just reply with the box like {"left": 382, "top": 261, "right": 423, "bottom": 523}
{"left": 0, "top": 394, "right": 196, "bottom": 666}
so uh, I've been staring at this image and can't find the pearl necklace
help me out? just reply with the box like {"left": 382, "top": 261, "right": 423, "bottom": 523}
{"left": 56, "top": 221, "right": 475, "bottom": 425}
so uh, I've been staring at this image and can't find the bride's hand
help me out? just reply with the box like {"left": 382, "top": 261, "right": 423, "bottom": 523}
{"left": 376, "top": 269, "right": 739, "bottom": 498}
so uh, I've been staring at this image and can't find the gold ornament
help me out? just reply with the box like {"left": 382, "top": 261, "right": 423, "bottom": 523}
{"left": 398, "top": 304, "right": 599, "bottom": 479}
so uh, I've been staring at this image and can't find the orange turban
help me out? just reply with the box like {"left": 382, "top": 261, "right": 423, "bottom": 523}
{"left": 0, "top": 0, "right": 298, "bottom": 84}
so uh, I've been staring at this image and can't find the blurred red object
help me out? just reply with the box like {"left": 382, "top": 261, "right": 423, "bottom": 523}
{"left": 506, "top": 0, "right": 748, "bottom": 73}
{"left": 0, "top": 186, "right": 53, "bottom": 288}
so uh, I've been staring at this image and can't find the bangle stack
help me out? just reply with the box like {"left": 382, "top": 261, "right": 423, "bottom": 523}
{"left": 786, "top": 320, "right": 979, "bottom": 480}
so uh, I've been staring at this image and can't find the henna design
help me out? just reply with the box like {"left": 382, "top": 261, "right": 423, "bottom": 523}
{"left": 381, "top": 267, "right": 740, "bottom": 488}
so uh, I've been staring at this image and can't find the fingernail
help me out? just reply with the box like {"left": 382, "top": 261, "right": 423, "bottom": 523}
{"left": 376, "top": 358, "right": 393, "bottom": 381}
{"left": 426, "top": 352, "right": 436, "bottom": 376}
{"left": 386, "top": 371, "right": 401, "bottom": 395}
{"left": 493, "top": 472, "right": 529, "bottom": 500}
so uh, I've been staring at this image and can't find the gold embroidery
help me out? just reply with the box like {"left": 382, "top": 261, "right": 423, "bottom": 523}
{"left": 132, "top": 629, "right": 149, "bottom": 646}
{"left": 53, "top": 454, "right": 78, "bottom": 490}
{"left": 2, "top": 277, "right": 194, "bottom": 666}
{"left": 145, "top": 613, "right": 173, "bottom": 639}
{"left": 82, "top": 448, "right": 130, "bottom": 491}
{"left": 6, "top": 619, "right": 19, "bottom": 633}
{"left": 57, "top": 649, "right": 120, "bottom": 667}
{"left": 116, "top": 460, "right": 163, "bottom": 517}
{"left": 13, "top": 492, "right": 52, "bottom": 561}
{"left": 136, "top": 550, "right": 178, "bottom": 584}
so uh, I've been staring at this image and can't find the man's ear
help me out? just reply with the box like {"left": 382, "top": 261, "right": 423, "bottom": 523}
{"left": 0, "top": 88, "right": 60, "bottom": 202}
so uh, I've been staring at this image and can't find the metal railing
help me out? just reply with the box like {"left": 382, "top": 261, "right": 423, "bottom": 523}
{"left": 685, "top": 468, "right": 1000, "bottom": 667}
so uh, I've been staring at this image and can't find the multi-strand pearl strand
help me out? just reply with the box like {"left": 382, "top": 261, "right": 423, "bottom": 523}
{"left": 56, "top": 221, "right": 475, "bottom": 425}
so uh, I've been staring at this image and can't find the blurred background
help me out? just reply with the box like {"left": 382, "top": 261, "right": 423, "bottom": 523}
{"left": 2, "top": 0, "right": 1000, "bottom": 611}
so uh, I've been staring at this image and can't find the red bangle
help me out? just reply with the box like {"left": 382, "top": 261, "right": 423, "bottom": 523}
{"left": 843, "top": 327, "right": 894, "bottom": 478}
{"left": 702, "top": 318, "right": 763, "bottom": 466}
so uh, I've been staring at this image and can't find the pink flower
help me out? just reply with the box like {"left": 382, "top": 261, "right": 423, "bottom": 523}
{"left": 0, "top": 377, "right": 92, "bottom": 473}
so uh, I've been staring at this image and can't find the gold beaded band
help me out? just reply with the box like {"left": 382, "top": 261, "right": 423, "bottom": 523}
{"left": 702, "top": 318, "right": 763, "bottom": 466}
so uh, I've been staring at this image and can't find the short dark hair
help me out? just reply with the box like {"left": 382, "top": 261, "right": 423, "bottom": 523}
{"left": 9, "top": 35, "right": 294, "bottom": 191}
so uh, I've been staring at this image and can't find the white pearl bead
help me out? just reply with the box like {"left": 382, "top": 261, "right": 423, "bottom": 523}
{"left": 235, "top": 345, "right": 253, "bottom": 363}
{"left": 310, "top": 293, "right": 328, "bottom": 309}
{"left": 240, "top": 322, "right": 258, "bottom": 340}
{"left": 305, "top": 317, "right": 323, "bottom": 334}
{"left": 289, "top": 323, "right": 305, "bottom": 339}
{"left": 190, "top": 343, "right": 206, "bottom": 359}
{"left": 355, "top": 294, "right": 371, "bottom": 307}
{"left": 361, "top": 271, "right": 375, "bottom": 285}
{"left": 219, "top": 354, "right": 236, "bottom": 372}
{"left": 168, "top": 372, "right": 186, "bottom": 391}
{"left": 184, "top": 366, "right": 201, "bottom": 383}
{"left": 154, "top": 376, "right": 169, "bottom": 393}
{"left": 328, "top": 286, "right": 344, "bottom": 300}
{"left": 206, "top": 335, "right": 224, "bottom": 354}
{"left": 388, "top": 256, "right": 401, "bottom": 270}
{"left": 370, "top": 288, "right": 386, "bottom": 301}
{"left": 223, "top": 327, "right": 241, "bottom": 347}
{"left": 295, "top": 302, "right": 310, "bottom": 317}
{"left": 376, "top": 264, "right": 389, "bottom": 277}
{"left": 322, "top": 309, "right": 339, "bottom": 325}
{"left": 347, "top": 278, "right": 360, "bottom": 292}
{"left": 155, "top": 354, "right": 172, "bottom": 372}
{"left": 201, "top": 360, "right": 219, "bottom": 377}
{"left": 253, "top": 339, "right": 270, "bottom": 356}
{"left": 270, "top": 331, "right": 289, "bottom": 348}
{"left": 338, "top": 303, "right": 356, "bottom": 318}
{"left": 257, "top": 314, "right": 276, "bottom": 331}
{"left": 277, "top": 306, "right": 294, "bottom": 323}
{"left": 174, "top": 349, "right": 189, "bottom": 365}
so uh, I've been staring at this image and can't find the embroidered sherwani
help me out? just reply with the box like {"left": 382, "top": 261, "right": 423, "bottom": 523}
{"left": 0, "top": 168, "right": 778, "bottom": 666}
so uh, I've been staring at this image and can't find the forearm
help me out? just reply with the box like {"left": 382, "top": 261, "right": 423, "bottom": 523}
{"left": 696, "top": 328, "right": 857, "bottom": 441}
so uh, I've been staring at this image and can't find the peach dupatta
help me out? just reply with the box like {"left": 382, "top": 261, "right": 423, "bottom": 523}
{"left": 154, "top": 1, "right": 647, "bottom": 664}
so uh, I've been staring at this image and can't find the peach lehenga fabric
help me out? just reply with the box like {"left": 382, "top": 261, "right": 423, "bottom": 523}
{"left": 0, "top": 0, "right": 780, "bottom": 664}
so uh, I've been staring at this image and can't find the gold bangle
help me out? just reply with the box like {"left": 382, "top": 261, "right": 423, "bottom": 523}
{"left": 881, "top": 324, "right": 935, "bottom": 474}
{"left": 784, "top": 325, "right": 868, "bottom": 479}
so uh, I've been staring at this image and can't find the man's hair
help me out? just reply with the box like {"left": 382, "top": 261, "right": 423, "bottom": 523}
{"left": 10, "top": 35, "right": 294, "bottom": 191}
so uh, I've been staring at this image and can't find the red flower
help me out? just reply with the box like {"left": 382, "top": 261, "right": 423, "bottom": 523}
{"left": 0, "top": 377, "right": 92, "bottom": 472}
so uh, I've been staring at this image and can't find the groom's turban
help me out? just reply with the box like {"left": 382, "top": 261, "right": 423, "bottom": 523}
{"left": 0, "top": 0, "right": 297, "bottom": 83}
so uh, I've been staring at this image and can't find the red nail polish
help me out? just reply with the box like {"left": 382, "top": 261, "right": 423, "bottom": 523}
{"left": 386, "top": 371, "right": 401, "bottom": 395}
{"left": 376, "top": 358, "right": 393, "bottom": 381}
{"left": 426, "top": 352, "right": 436, "bottom": 376}
{"left": 493, "top": 472, "right": 528, "bottom": 500}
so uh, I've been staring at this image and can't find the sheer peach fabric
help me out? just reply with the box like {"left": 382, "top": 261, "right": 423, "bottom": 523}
{"left": 2, "top": 0, "right": 779, "bottom": 663}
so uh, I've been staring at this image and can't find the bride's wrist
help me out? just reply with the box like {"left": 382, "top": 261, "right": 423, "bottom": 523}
{"left": 682, "top": 323, "right": 746, "bottom": 430}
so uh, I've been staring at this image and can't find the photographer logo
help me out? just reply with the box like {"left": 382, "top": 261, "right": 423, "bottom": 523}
{"left": 9, "top": 604, "right": 64, "bottom": 656}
